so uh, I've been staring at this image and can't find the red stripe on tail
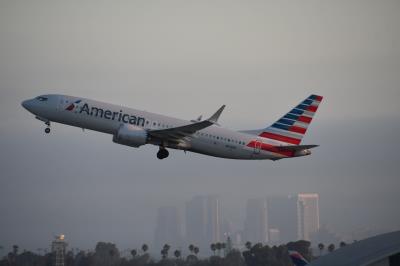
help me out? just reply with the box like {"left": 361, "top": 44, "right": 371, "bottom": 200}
{"left": 298, "top": 115, "right": 312, "bottom": 123}
{"left": 315, "top": 95, "right": 323, "bottom": 101}
{"left": 307, "top": 105, "right": 318, "bottom": 112}
{"left": 259, "top": 132, "right": 301, "bottom": 145}
{"left": 289, "top": 126, "right": 307, "bottom": 134}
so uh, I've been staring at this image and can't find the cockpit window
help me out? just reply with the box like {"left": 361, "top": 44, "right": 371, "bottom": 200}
{"left": 36, "top": 96, "right": 48, "bottom": 101}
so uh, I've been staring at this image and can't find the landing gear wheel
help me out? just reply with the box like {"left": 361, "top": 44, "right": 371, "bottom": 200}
{"left": 157, "top": 148, "right": 169, "bottom": 159}
{"left": 44, "top": 121, "right": 51, "bottom": 134}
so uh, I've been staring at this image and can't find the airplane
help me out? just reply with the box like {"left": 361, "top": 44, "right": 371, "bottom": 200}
{"left": 288, "top": 250, "right": 309, "bottom": 266}
{"left": 21, "top": 94, "right": 323, "bottom": 160}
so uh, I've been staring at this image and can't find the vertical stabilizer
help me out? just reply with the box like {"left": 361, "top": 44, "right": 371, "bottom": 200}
{"left": 288, "top": 250, "right": 309, "bottom": 266}
{"left": 259, "top": 95, "right": 323, "bottom": 145}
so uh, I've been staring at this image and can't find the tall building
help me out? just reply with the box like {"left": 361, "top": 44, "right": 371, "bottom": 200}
{"left": 154, "top": 206, "right": 182, "bottom": 249}
{"left": 268, "top": 228, "right": 281, "bottom": 244}
{"left": 51, "top": 234, "right": 67, "bottom": 266}
{"left": 244, "top": 198, "right": 268, "bottom": 243}
{"left": 206, "top": 195, "right": 222, "bottom": 244}
{"left": 297, "top": 193, "right": 320, "bottom": 241}
{"left": 267, "top": 195, "right": 298, "bottom": 243}
{"left": 185, "top": 196, "right": 208, "bottom": 247}
{"left": 185, "top": 195, "right": 222, "bottom": 252}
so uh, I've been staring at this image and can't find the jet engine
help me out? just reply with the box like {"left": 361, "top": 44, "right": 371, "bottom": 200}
{"left": 113, "top": 124, "right": 148, "bottom": 147}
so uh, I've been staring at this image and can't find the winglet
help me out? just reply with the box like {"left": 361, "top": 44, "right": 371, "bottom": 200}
{"left": 208, "top": 105, "right": 225, "bottom": 124}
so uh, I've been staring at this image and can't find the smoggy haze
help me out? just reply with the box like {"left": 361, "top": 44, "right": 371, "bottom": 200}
{"left": 0, "top": 0, "right": 399, "bottom": 252}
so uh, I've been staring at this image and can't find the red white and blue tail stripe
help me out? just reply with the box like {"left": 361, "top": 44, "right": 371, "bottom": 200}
{"left": 288, "top": 250, "right": 309, "bottom": 266}
{"left": 259, "top": 95, "right": 323, "bottom": 145}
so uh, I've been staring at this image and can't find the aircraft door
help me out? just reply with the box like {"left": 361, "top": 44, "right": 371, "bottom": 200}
{"left": 57, "top": 95, "right": 63, "bottom": 111}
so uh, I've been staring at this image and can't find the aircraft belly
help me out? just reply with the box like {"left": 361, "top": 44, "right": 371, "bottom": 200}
{"left": 190, "top": 139, "right": 254, "bottom": 159}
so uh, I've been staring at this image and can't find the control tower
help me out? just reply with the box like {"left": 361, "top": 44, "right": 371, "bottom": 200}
{"left": 51, "top": 234, "right": 67, "bottom": 266}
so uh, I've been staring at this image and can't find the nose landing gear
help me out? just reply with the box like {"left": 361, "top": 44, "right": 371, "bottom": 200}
{"left": 157, "top": 147, "right": 169, "bottom": 159}
{"left": 44, "top": 121, "right": 51, "bottom": 134}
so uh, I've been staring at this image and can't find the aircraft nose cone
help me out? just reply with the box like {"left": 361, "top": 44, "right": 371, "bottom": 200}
{"left": 21, "top": 99, "right": 32, "bottom": 110}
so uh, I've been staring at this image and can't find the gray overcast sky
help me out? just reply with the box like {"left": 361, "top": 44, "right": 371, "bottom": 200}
{"left": 0, "top": 0, "right": 400, "bottom": 252}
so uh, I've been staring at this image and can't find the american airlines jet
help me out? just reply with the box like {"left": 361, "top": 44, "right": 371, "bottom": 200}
{"left": 21, "top": 94, "right": 323, "bottom": 160}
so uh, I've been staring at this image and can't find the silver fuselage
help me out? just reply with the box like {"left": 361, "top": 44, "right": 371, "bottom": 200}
{"left": 22, "top": 94, "right": 293, "bottom": 160}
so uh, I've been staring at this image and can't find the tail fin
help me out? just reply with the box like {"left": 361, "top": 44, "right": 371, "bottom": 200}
{"left": 259, "top": 95, "right": 323, "bottom": 145}
{"left": 288, "top": 250, "right": 309, "bottom": 266}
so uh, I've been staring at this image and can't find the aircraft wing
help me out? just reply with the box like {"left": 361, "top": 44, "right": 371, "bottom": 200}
{"left": 276, "top": 144, "right": 319, "bottom": 151}
{"left": 148, "top": 105, "right": 225, "bottom": 141}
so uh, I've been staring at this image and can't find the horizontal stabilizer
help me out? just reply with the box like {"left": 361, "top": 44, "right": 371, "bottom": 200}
{"left": 276, "top": 144, "right": 319, "bottom": 151}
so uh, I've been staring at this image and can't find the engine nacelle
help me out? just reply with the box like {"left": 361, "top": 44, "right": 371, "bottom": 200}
{"left": 113, "top": 124, "right": 147, "bottom": 148}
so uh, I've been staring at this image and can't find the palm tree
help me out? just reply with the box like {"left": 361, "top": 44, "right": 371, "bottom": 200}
{"left": 161, "top": 244, "right": 170, "bottom": 259}
{"left": 188, "top": 244, "right": 195, "bottom": 254}
{"left": 193, "top": 246, "right": 199, "bottom": 256}
{"left": 141, "top": 244, "right": 148, "bottom": 253}
{"left": 210, "top": 243, "right": 216, "bottom": 255}
{"left": 221, "top": 243, "right": 226, "bottom": 250}
{"left": 328, "top": 244, "right": 335, "bottom": 253}
{"left": 174, "top": 250, "right": 181, "bottom": 259}
{"left": 130, "top": 249, "right": 137, "bottom": 258}
{"left": 12, "top": 245, "right": 19, "bottom": 256}
{"left": 221, "top": 243, "right": 226, "bottom": 257}
{"left": 161, "top": 249, "right": 167, "bottom": 259}
{"left": 339, "top": 241, "right": 347, "bottom": 248}
{"left": 215, "top": 242, "right": 222, "bottom": 256}
{"left": 163, "top": 244, "right": 170, "bottom": 252}
{"left": 245, "top": 241, "right": 252, "bottom": 250}
{"left": 318, "top": 243, "right": 324, "bottom": 256}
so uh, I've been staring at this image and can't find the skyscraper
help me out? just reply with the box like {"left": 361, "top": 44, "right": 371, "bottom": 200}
{"left": 154, "top": 206, "right": 182, "bottom": 249}
{"left": 185, "top": 196, "right": 208, "bottom": 247}
{"left": 268, "top": 228, "right": 281, "bottom": 244}
{"left": 244, "top": 198, "right": 268, "bottom": 243}
{"left": 297, "top": 193, "right": 320, "bottom": 241}
{"left": 185, "top": 195, "right": 222, "bottom": 252}
{"left": 267, "top": 195, "right": 298, "bottom": 243}
{"left": 206, "top": 195, "right": 221, "bottom": 244}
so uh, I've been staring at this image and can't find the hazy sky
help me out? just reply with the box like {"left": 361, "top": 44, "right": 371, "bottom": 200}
{"left": 0, "top": 0, "right": 400, "bottom": 253}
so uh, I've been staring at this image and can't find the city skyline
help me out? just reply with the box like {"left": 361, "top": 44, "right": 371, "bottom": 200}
{"left": 0, "top": 190, "right": 394, "bottom": 256}
{"left": 152, "top": 193, "right": 324, "bottom": 253}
